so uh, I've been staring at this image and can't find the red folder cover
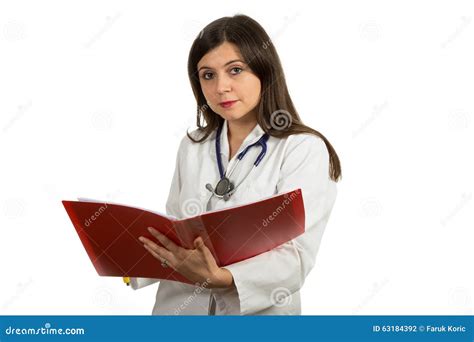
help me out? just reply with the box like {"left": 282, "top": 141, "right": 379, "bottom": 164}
{"left": 62, "top": 188, "right": 305, "bottom": 285}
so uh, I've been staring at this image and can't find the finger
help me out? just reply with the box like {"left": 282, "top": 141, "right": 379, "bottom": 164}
{"left": 193, "top": 237, "right": 215, "bottom": 263}
{"left": 143, "top": 244, "right": 162, "bottom": 260}
{"left": 143, "top": 245, "right": 176, "bottom": 270}
{"left": 139, "top": 236, "right": 176, "bottom": 263}
{"left": 194, "top": 236, "right": 205, "bottom": 249}
{"left": 147, "top": 227, "right": 179, "bottom": 253}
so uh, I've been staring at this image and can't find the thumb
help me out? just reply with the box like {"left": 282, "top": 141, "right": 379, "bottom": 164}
{"left": 194, "top": 237, "right": 204, "bottom": 249}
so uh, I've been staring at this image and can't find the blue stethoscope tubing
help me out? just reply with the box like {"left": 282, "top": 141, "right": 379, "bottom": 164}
{"left": 215, "top": 121, "right": 269, "bottom": 179}
{"left": 206, "top": 121, "right": 269, "bottom": 203}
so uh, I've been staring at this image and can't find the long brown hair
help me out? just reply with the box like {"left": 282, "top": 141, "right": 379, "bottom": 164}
{"left": 186, "top": 14, "right": 341, "bottom": 182}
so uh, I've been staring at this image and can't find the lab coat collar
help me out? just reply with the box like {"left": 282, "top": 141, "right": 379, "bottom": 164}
{"left": 219, "top": 119, "right": 266, "bottom": 160}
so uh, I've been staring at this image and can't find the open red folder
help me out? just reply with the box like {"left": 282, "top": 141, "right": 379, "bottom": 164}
{"left": 62, "top": 189, "right": 305, "bottom": 285}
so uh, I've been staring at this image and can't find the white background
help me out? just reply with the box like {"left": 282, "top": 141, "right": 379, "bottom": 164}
{"left": 1, "top": 0, "right": 472, "bottom": 315}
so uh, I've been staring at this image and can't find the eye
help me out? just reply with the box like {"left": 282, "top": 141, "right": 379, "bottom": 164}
{"left": 201, "top": 72, "right": 214, "bottom": 80}
{"left": 230, "top": 67, "right": 243, "bottom": 75}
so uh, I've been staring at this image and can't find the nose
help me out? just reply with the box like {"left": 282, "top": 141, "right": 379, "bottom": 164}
{"left": 216, "top": 73, "right": 232, "bottom": 94}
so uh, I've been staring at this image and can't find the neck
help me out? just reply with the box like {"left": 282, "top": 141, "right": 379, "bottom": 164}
{"left": 226, "top": 116, "right": 258, "bottom": 143}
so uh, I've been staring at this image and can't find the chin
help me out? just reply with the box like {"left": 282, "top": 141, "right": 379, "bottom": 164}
{"left": 218, "top": 112, "right": 246, "bottom": 122}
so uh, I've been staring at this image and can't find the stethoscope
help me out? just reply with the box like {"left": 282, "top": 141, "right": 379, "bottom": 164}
{"left": 205, "top": 121, "right": 269, "bottom": 207}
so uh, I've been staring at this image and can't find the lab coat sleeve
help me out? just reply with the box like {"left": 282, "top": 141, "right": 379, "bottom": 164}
{"left": 130, "top": 136, "right": 185, "bottom": 290}
{"left": 212, "top": 134, "right": 338, "bottom": 314}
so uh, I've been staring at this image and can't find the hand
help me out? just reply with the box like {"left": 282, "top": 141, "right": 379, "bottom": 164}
{"left": 139, "top": 227, "right": 234, "bottom": 289}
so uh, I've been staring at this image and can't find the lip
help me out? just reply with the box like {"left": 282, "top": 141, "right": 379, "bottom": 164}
{"left": 219, "top": 100, "right": 238, "bottom": 108}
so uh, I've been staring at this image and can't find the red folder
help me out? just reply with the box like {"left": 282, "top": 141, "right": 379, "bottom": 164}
{"left": 62, "top": 188, "right": 305, "bottom": 285}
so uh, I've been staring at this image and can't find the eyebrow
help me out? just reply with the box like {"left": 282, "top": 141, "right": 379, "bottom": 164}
{"left": 198, "top": 59, "right": 245, "bottom": 72}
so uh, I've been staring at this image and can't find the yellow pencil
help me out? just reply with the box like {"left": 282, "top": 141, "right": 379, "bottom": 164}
{"left": 123, "top": 277, "right": 130, "bottom": 286}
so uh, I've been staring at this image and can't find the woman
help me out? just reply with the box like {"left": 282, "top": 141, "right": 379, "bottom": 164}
{"left": 131, "top": 14, "right": 341, "bottom": 315}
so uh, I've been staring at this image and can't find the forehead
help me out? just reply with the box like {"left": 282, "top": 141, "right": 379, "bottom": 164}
{"left": 197, "top": 42, "right": 244, "bottom": 69}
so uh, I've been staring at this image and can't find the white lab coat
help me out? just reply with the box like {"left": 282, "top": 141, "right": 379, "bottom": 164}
{"left": 130, "top": 120, "right": 338, "bottom": 315}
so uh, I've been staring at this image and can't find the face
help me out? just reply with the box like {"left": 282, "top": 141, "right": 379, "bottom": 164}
{"left": 197, "top": 42, "right": 261, "bottom": 124}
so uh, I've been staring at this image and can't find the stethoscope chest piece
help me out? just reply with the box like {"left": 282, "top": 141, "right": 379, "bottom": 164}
{"left": 215, "top": 177, "right": 234, "bottom": 200}
{"left": 206, "top": 121, "right": 269, "bottom": 205}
